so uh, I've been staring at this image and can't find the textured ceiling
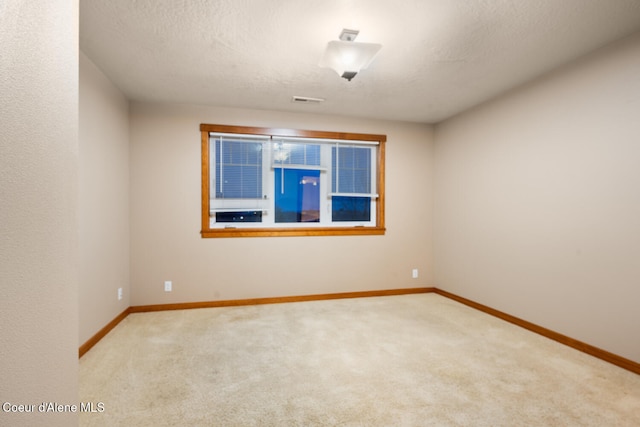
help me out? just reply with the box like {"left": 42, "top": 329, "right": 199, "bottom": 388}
{"left": 80, "top": 0, "right": 640, "bottom": 124}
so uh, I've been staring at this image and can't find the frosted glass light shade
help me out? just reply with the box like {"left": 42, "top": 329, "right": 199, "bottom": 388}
{"left": 319, "top": 40, "right": 382, "bottom": 80}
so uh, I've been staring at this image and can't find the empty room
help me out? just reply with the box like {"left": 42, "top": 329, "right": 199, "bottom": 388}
{"left": 2, "top": 1, "right": 640, "bottom": 426}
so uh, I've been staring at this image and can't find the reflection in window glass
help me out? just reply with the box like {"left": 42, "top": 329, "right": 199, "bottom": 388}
{"left": 215, "top": 211, "right": 263, "bottom": 223}
{"left": 275, "top": 169, "right": 320, "bottom": 223}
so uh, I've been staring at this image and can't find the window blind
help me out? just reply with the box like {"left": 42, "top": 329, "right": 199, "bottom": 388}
{"left": 331, "top": 145, "right": 376, "bottom": 197}
{"left": 209, "top": 134, "right": 269, "bottom": 213}
{"left": 271, "top": 139, "right": 322, "bottom": 168}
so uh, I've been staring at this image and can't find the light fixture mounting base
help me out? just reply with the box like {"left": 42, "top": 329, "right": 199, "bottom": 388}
{"left": 341, "top": 71, "right": 357, "bottom": 81}
{"left": 339, "top": 29, "right": 359, "bottom": 42}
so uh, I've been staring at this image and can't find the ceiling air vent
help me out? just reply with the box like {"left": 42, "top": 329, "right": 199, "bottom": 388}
{"left": 291, "top": 96, "right": 325, "bottom": 104}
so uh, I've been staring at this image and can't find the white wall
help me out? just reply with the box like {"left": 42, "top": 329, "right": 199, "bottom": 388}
{"left": 129, "top": 103, "right": 434, "bottom": 305}
{"left": 0, "top": 1, "right": 79, "bottom": 426}
{"left": 79, "top": 52, "right": 130, "bottom": 345}
{"left": 434, "top": 32, "right": 640, "bottom": 363}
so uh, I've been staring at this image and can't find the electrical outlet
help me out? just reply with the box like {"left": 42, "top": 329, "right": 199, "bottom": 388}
{"left": 164, "top": 281, "right": 172, "bottom": 292}
{"left": 412, "top": 269, "right": 419, "bottom": 279}
{"left": 117, "top": 287, "right": 123, "bottom": 300}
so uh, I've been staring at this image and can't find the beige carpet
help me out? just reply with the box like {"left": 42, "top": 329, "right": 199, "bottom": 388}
{"left": 79, "top": 294, "right": 640, "bottom": 426}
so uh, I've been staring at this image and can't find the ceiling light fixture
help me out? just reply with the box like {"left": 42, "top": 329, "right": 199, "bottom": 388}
{"left": 319, "top": 29, "right": 382, "bottom": 81}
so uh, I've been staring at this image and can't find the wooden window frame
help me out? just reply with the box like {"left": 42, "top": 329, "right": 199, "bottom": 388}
{"left": 201, "top": 123, "right": 386, "bottom": 238}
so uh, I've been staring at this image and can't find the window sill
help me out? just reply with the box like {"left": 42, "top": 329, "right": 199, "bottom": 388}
{"left": 200, "top": 226, "right": 386, "bottom": 238}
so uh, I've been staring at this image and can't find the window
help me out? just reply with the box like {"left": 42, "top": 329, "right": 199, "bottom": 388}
{"left": 201, "top": 124, "right": 386, "bottom": 237}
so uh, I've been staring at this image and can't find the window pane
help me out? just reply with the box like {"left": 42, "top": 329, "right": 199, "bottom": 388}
{"left": 332, "top": 146, "right": 371, "bottom": 194}
{"left": 288, "top": 144, "right": 305, "bottom": 164}
{"left": 273, "top": 142, "right": 321, "bottom": 167}
{"left": 332, "top": 196, "right": 371, "bottom": 222}
{"left": 215, "top": 139, "right": 262, "bottom": 199}
{"left": 215, "top": 211, "right": 263, "bottom": 223}
{"left": 306, "top": 144, "right": 321, "bottom": 165}
{"left": 275, "top": 168, "right": 320, "bottom": 223}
